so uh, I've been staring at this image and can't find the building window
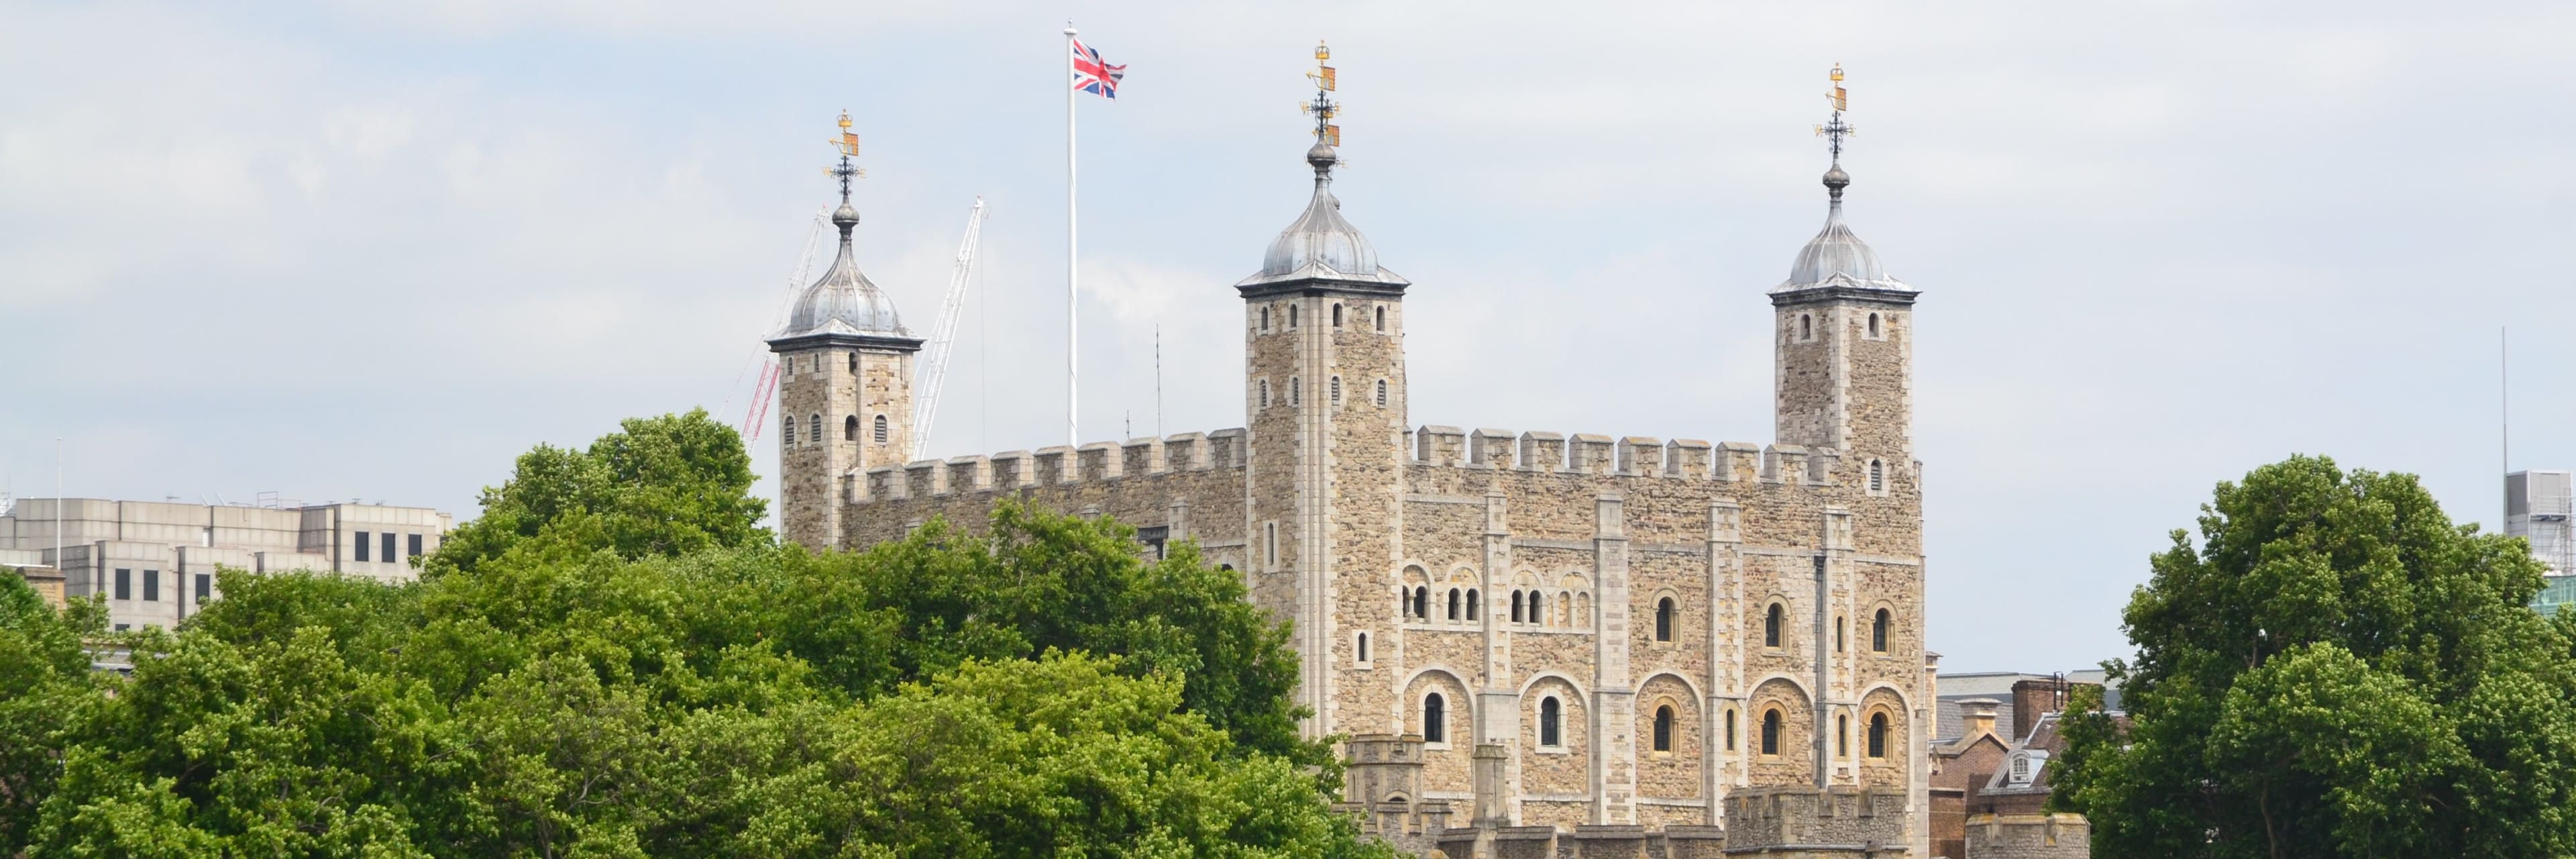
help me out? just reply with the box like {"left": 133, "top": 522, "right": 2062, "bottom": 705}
{"left": 1265, "top": 523, "right": 1279, "bottom": 568}
{"left": 873, "top": 415, "right": 889, "bottom": 444}
{"left": 355, "top": 532, "right": 371, "bottom": 562}
{"left": 1290, "top": 377, "right": 1300, "bottom": 406}
{"left": 1356, "top": 632, "right": 1370, "bottom": 662}
{"left": 142, "top": 569, "right": 159, "bottom": 602}
{"left": 1260, "top": 306, "right": 1271, "bottom": 330}
{"left": 1289, "top": 304, "right": 1299, "bottom": 328}
{"left": 113, "top": 568, "right": 131, "bottom": 601}
{"left": 1873, "top": 609, "right": 1891, "bottom": 652}
{"left": 1654, "top": 705, "right": 1675, "bottom": 752}
{"left": 1655, "top": 597, "right": 1674, "bottom": 642}
{"left": 1330, "top": 376, "right": 1341, "bottom": 405}
{"left": 1511, "top": 591, "right": 1524, "bottom": 623}
{"left": 1448, "top": 589, "right": 1461, "bottom": 621}
{"left": 1868, "top": 312, "right": 1880, "bottom": 338}
{"left": 1529, "top": 591, "right": 1544, "bottom": 625}
{"left": 1332, "top": 303, "right": 1343, "bottom": 327}
{"left": 845, "top": 415, "right": 860, "bottom": 442}
{"left": 1375, "top": 379, "right": 1388, "bottom": 407}
{"left": 1425, "top": 693, "right": 1446, "bottom": 743}
{"left": 784, "top": 415, "right": 796, "bottom": 446}
{"left": 1399, "top": 589, "right": 1412, "bottom": 618}
{"left": 1725, "top": 709, "right": 1738, "bottom": 750}
{"left": 1764, "top": 603, "right": 1784, "bottom": 648}
{"left": 114, "top": 623, "right": 129, "bottom": 631}
{"left": 1259, "top": 379, "right": 1271, "bottom": 408}
{"left": 1870, "top": 459, "right": 1884, "bottom": 493}
{"left": 1412, "top": 586, "right": 1429, "bottom": 619}
{"left": 1837, "top": 714, "right": 1849, "bottom": 756}
{"left": 810, "top": 414, "right": 823, "bottom": 446}
{"left": 1375, "top": 305, "right": 1386, "bottom": 332}
{"left": 382, "top": 533, "right": 396, "bottom": 565}
{"left": 847, "top": 352, "right": 858, "bottom": 372}
{"left": 1762, "top": 709, "right": 1783, "bottom": 756}
{"left": 1800, "top": 313, "right": 1813, "bottom": 341}
{"left": 1836, "top": 616, "right": 1846, "bottom": 652}
{"left": 195, "top": 572, "right": 213, "bottom": 604}
{"left": 1868, "top": 713, "right": 1890, "bottom": 758}
{"left": 409, "top": 534, "right": 424, "bottom": 557}
{"left": 1540, "top": 697, "right": 1562, "bottom": 748}
{"left": 1466, "top": 589, "right": 1480, "bottom": 620}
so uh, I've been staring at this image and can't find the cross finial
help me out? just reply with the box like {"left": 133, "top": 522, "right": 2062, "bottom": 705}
{"left": 828, "top": 109, "right": 865, "bottom": 204}
{"left": 1814, "top": 64, "right": 1855, "bottom": 162}
{"left": 1303, "top": 41, "right": 1340, "bottom": 149}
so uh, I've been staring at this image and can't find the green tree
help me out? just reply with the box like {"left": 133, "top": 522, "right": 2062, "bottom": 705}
{"left": 0, "top": 575, "right": 106, "bottom": 850}
{"left": 430, "top": 409, "right": 769, "bottom": 575}
{"left": 2054, "top": 455, "right": 2576, "bottom": 858}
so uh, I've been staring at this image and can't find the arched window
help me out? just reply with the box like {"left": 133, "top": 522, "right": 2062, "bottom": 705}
{"left": 1424, "top": 693, "right": 1446, "bottom": 743}
{"left": 1332, "top": 303, "right": 1343, "bottom": 327}
{"left": 844, "top": 415, "right": 859, "bottom": 442}
{"left": 1870, "top": 459, "right": 1884, "bottom": 492}
{"left": 1653, "top": 705, "right": 1675, "bottom": 752}
{"left": 1291, "top": 377, "right": 1300, "bottom": 406}
{"left": 1375, "top": 379, "right": 1388, "bottom": 407}
{"left": 1510, "top": 591, "right": 1524, "bottom": 623}
{"left": 1357, "top": 632, "right": 1370, "bottom": 662}
{"left": 1260, "top": 307, "right": 1271, "bottom": 330}
{"left": 1761, "top": 709, "right": 1783, "bottom": 756}
{"left": 1413, "top": 586, "right": 1430, "bottom": 619}
{"left": 1836, "top": 616, "right": 1846, "bottom": 652}
{"left": 783, "top": 415, "right": 796, "bottom": 446}
{"left": 1466, "top": 589, "right": 1480, "bottom": 620}
{"left": 873, "top": 415, "right": 889, "bottom": 444}
{"left": 1868, "top": 312, "right": 1880, "bottom": 338}
{"left": 1260, "top": 380, "right": 1271, "bottom": 407}
{"left": 1868, "top": 713, "right": 1890, "bottom": 758}
{"left": 847, "top": 352, "right": 857, "bottom": 372}
{"left": 1529, "top": 591, "right": 1545, "bottom": 625}
{"left": 1540, "top": 697, "right": 1562, "bottom": 747}
{"left": 1399, "top": 589, "right": 1411, "bottom": 619}
{"left": 1330, "top": 376, "right": 1341, "bottom": 405}
{"left": 1872, "top": 609, "right": 1891, "bottom": 652}
{"left": 1375, "top": 305, "right": 1386, "bottom": 332}
{"left": 1765, "top": 603, "right": 1784, "bottom": 648}
{"left": 809, "top": 414, "right": 822, "bottom": 446}
{"left": 1655, "top": 597, "right": 1674, "bottom": 642}
{"left": 1448, "top": 589, "right": 1461, "bottom": 620}
{"left": 1800, "top": 313, "right": 1812, "bottom": 340}
{"left": 1725, "top": 709, "right": 1738, "bottom": 751}
{"left": 1837, "top": 714, "right": 1849, "bottom": 756}
{"left": 1289, "top": 305, "right": 1299, "bottom": 328}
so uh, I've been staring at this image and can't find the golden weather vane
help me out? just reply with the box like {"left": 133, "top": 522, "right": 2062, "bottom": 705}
{"left": 1302, "top": 42, "right": 1340, "bottom": 147}
{"left": 1813, "top": 64, "right": 1856, "bottom": 161}
{"left": 824, "top": 110, "right": 867, "bottom": 201}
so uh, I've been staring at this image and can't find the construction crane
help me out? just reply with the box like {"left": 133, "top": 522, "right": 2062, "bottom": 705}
{"left": 739, "top": 207, "right": 830, "bottom": 443}
{"left": 910, "top": 197, "right": 987, "bottom": 461}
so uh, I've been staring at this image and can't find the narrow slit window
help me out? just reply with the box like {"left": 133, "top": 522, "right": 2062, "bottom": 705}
{"left": 1424, "top": 693, "right": 1446, "bottom": 743}
{"left": 1511, "top": 591, "right": 1524, "bottom": 623}
{"left": 1868, "top": 312, "right": 1880, "bottom": 338}
{"left": 1375, "top": 305, "right": 1386, "bottom": 332}
{"left": 1726, "top": 710, "right": 1738, "bottom": 750}
{"left": 1529, "top": 591, "right": 1545, "bottom": 625}
{"left": 1655, "top": 597, "right": 1675, "bottom": 642}
{"left": 1330, "top": 376, "right": 1341, "bottom": 405}
{"left": 1289, "top": 305, "right": 1298, "bottom": 328}
{"left": 1332, "top": 303, "right": 1343, "bottom": 327}
{"left": 1448, "top": 589, "right": 1461, "bottom": 620}
{"left": 1466, "top": 589, "right": 1480, "bottom": 620}
{"left": 1540, "top": 697, "right": 1562, "bottom": 747}
{"left": 1357, "top": 632, "right": 1369, "bottom": 662}
{"left": 1375, "top": 379, "right": 1388, "bottom": 407}
{"left": 1765, "top": 603, "right": 1784, "bottom": 647}
{"left": 1873, "top": 609, "right": 1891, "bottom": 652}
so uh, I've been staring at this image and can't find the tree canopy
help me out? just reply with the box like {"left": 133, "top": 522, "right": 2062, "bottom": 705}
{"left": 0, "top": 414, "right": 1385, "bottom": 858}
{"left": 2053, "top": 454, "right": 2576, "bottom": 858}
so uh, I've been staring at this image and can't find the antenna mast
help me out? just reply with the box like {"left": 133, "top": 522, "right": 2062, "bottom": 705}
{"left": 912, "top": 198, "right": 989, "bottom": 460}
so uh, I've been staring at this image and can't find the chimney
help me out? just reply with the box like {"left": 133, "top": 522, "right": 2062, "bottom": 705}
{"left": 1959, "top": 697, "right": 2001, "bottom": 739}
{"left": 2010, "top": 678, "right": 2072, "bottom": 741}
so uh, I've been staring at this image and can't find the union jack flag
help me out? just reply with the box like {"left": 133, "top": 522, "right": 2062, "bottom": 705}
{"left": 1071, "top": 38, "right": 1125, "bottom": 99}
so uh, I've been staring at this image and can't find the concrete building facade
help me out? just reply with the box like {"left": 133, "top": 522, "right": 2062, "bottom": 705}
{"left": 0, "top": 498, "right": 452, "bottom": 631}
{"left": 774, "top": 96, "right": 1931, "bottom": 854}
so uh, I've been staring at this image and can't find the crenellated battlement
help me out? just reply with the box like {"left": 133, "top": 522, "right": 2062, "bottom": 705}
{"left": 1409, "top": 425, "right": 1843, "bottom": 486}
{"left": 855, "top": 428, "right": 1247, "bottom": 502}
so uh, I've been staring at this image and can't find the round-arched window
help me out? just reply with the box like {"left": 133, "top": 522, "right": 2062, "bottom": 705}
{"left": 844, "top": 415, "right": 859, "bottom": 442}
{"left": 1868, "top": 713, "right": 1890, "bottom": 758}
{"left": 1425, "top": 693, "right": 1446, "bottom": 744}
{"left": 1540, "top": 697, "right": 1562, "bottom": 748}
{"left": 1762, "top": 709, "right": 1784, "bottom": 755}
{"left": 1655, "top": 597, "right": 1675, "bottom": 642}
{"left": 1653, "top": 705, "right": 1675, "bottom": 752}
{"left": 1765, "top": 603, "right": 1785, "bottom": 648}
{"left": 873, "top": 415, "right": 889, "bottom": 444}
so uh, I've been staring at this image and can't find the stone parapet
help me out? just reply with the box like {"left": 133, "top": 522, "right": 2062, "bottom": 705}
{"left": 1962, "top": 813, "right": 2090, "bottom": 859}
{"left": 1405, "top": 426, "right": 1843, "bottom": 487}
{"left": 1721, "top": 785, "right": 1909, "bottom": 856}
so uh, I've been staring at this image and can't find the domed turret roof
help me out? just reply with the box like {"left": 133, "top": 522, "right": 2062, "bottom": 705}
{"left": 1240, "top": 143, "right": 1408, "bottom": 287}
{"left": 778, "top": 204, "right": 910, "bottom": 339}
{"left": 1774, "top": 163, "right": 1910, "bottom": 294}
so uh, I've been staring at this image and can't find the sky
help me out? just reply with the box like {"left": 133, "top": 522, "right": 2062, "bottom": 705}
{"left": 4, "top": 1, "right": 2573, "bottom": 673}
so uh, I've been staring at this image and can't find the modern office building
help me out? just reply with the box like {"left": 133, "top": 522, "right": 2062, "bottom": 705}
{"left": 0, "top": 497, "right": 453, "bottom": 631}
{"left": 2510, "top": 471, "right": 2575, "bottom": 617}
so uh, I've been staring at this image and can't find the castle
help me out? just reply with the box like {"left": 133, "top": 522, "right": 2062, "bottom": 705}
{"left": 767, "top": 64, "right": 1933, "bottom": 857}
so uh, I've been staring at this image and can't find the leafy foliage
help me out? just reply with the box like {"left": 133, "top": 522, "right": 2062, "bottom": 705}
{"left": 2054, "top": 455, "right": 2576, "bottom": 858}
{"left": 0, "top": 417, "right": 1385, "bottom": 858}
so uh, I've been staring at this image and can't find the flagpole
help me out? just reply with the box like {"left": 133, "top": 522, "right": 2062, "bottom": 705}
{"left": 1064, "top": 23, "right": 1080, "bottom": 449}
